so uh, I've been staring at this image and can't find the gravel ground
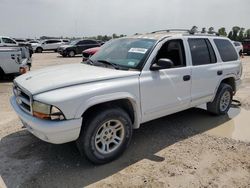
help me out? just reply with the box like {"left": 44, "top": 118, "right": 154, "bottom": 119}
{"left": 0, "top": 53, "right": 250, "bottom": 188}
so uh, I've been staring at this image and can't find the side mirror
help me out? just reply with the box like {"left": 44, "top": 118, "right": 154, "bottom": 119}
{"left": 150, "top": 58, "right": 174, "bottom": 71}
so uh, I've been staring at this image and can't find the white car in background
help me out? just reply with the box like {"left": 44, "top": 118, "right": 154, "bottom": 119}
{"left": 0, "top": 47, "right": 31, "bottom": 78}
{"left": 233, "top": 41, "right": 243, "bottom": 56}
{"left": 32, "top": 39, "right": 69, "bottom": 53}
{"left": 0, "top": 36, "right": 18, "bottom": 47}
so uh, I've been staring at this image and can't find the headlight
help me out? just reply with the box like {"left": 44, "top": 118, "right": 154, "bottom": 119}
{"left": 32, "top": 101, "right": 65, "bottom": 120}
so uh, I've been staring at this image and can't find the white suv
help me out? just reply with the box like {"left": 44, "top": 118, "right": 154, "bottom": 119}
{"left": 0, "top": 36, "right": 18, "bottom": 47}
{"left": 32, "top": 39, "right": 69, "bottom": 53}
{"left": 11, "top": 30, "right": 242, "bottom": 164}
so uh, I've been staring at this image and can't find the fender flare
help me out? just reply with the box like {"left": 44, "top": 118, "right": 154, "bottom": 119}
{"left": 75, "top": 92, "right": 141, "bottom": 129}
{"left": 211, "top": 74, "right": 237, "bottom": 102}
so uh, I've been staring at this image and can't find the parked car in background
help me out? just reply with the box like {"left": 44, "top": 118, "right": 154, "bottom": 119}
{"left": 57, "top": 39, "right": 101, "bottom": 57}
{"left": 0, "top": 47, "right": 31, "bottom": 78}
{"left": 233, "top": 41, "right": 243, "bottom": 56}
{"left": 0, "top": 36, "right": 18, "bottom": 47}
{"left": 11, "top": 30, "right": 242, "bottom": 164}
{"left": 32, "top": 39, "right": 68, "bottom": 53}
{"left": 0, "top": 36, "right": 33, "bottom": 58}
{"left": 82, "top": 47, "right": 100, "bottom": 61}
{"left": 14, "top": 38, "right": 33, "bottom": 57}
{"left": 243, "top": 39, "right": 250, "bottom": 55}
{"left": 29, "top": 40, "right": 40, "bottom": 44}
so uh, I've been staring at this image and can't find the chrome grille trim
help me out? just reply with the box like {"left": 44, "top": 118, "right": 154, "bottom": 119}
{"left": 13, "top": 83, "right": 33, "bottom": 115}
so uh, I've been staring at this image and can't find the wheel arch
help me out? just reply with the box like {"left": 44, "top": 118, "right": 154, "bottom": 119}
{"left": 0, "top": 66, "right": 5, "bottom": 74}
{"left": 212, "top": 75, "right": 236, "bottom": 101}
{"left": 76, "top": 94, "right": 141, "bottom": 129}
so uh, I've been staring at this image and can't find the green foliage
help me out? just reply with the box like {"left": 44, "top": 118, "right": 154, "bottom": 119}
{"left": 208, "top": 27, "right": 214, "bottom": 34}
{"left": 245, "top": 29, "right": 250, "bottom": 38}
{"left": 218, "top": 27, "right": 227, "bottom": 36}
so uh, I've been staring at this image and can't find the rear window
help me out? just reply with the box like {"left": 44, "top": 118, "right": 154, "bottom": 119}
{"left": 214, "top": 39, "right": 238, "bottom": 62}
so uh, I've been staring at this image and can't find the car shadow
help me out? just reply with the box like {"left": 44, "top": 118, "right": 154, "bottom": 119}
{"left": 0, "top": 107, "right": 240, "bottom": 188}
{"left": 0, "top": 75, "right": 15, "bottom": 82}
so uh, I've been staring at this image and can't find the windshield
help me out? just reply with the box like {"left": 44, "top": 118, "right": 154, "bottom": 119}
{"left": 69, "top": 40, "right": 79, "bottom": 45}
{"left": 89, "top": 38, "right": 156, "bottom": 69}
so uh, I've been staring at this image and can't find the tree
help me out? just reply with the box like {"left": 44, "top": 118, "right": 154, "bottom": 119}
{"left": 190, "top": 26, "right": 198, "bottom": 34}
{"left": 208, "top": 27, "right": 214, "bottom": 34}
{"left": 201, "top": 27, "right": 206, "bottom": 33}
{"left": 244, "top": 29, "right": 250, "bottom": 39}
{"left": 228, "top": 31, "right": 233, "bottom": 40}
{"left": 232, "top": 26, "right": 240, "bottom": 40}
{"left": 218, "top": 27, "right": 227, "bottom": 36}
{"left": 238, "top": 28, "right": 245, "bottom": 42}
{"left": 112, "top": 33, "right": 118, "bottom": 39}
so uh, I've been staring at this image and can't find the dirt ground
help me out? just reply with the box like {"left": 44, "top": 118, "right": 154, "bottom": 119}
{"left": 0, "top": 53, "right": 250, "bottom": 188}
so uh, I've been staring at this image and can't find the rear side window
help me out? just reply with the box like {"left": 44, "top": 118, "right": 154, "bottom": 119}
{"left": 214, "top": 39, "right": 238, "bottom": 62}
{"left": 188, "top": 38, "right": 216, "bottom": 66}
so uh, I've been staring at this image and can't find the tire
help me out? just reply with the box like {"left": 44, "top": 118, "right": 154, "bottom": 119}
{"left": 62, "top": 54, "right": 67, "bottom": 57}
{"left": 77, "top": 107, "right": 133, "bottom": 164}
{"left": 36, "top": 47, "right": 43, "bottom": 53}
{"left": 207, "top": 83, "right": 233, "bottom": 115}
{"left": 68, "top": 50, "right": 75, "bottom": 57}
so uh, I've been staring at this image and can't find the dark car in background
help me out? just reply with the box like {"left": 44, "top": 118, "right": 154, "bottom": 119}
{"left": 57, "top": 39, "right": 101, "bottom": 57}
{"left": 243, "top": 39, "right": 250, "bottom": 55}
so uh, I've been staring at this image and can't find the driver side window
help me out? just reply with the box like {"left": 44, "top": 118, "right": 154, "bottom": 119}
{"left": 155, "top": 39, "right": 186, "bottom": 68}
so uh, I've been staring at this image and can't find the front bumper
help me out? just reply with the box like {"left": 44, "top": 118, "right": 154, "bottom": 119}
{"left": 10, "top": 96, "right": 82, "bottom": 144}
{"left": 235, "top": 79, "right": 242, "bottom": 93}
{"left": 58, "top": 49, "right": 67, "bottom": 55}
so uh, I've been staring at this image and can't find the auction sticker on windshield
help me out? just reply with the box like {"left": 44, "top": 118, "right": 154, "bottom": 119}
{"left": 128, "top": 48, "right": 148, "bottom": 54}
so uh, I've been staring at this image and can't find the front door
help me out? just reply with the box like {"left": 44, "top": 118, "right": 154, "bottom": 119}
{"left": 140, "top": 39, "right": 192, "bottom": 123}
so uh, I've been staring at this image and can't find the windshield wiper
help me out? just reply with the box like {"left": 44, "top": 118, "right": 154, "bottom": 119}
{"left": 86, "top": 58, "right": 95, "bottom": 65}
{"left": 96, "top": 60, "right": 121, "bottom": 70}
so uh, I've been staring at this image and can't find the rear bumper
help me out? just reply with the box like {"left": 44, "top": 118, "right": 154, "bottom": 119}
{"left": 10, "top": 96, "right": 82, "bottom": 144}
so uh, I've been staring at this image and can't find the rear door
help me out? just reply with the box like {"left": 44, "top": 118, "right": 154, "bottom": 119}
{"left": 188, "top": 38, "right": 221, "bottom": 106}
{"left": 76, "top": 40, "right": 99, "bottom": 54}
{"left": 44, "top": 40, "right": 62, "bottom": 50}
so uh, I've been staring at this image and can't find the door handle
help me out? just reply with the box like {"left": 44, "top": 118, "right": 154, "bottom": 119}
{"left": 183, "top": 75, "right": 191, "bottom": 81}
{"left": 217, "top": 70, "right": 223, "bottom": 75}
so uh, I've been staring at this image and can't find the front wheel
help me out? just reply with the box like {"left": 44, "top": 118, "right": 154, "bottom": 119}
{"left": 207, "top": 83, "right": 233, "bottom": 115}
{"left": 77, "top": 107, "right": 133, "bottom": 164}
{"left": 68, "top": 50, "right": 75, "bottom": 57}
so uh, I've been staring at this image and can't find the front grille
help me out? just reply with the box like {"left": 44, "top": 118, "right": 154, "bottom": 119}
{"left": 13, "top": 84, "right": 32, "bottom": 115}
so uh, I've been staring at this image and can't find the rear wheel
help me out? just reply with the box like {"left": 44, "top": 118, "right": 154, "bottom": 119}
{"left": 77, "top": 107, "right": 133, "bottom": 164}
{"left": 207, "top": 83, "right": 233, "bottom": 115}
{"left": 36, "top": 47, "right": 43, "bottom": 53}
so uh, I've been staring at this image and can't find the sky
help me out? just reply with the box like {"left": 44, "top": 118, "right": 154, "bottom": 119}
{"left": 0, "top": 0, "right": 249, "bottom": 38}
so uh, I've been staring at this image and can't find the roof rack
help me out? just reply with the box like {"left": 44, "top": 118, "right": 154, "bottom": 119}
{"left": 151, "top": 29, "right": 190, "bottom": 34}
{"left": 151, "top": 29, "right": 220, "bottom": 36}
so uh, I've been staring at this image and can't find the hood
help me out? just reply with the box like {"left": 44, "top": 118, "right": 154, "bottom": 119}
{"left": 83, "top": 47, "right": 100, "bottom": 54}
{"left": 14, "top": 63, "right": 140, "bottom": 95}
